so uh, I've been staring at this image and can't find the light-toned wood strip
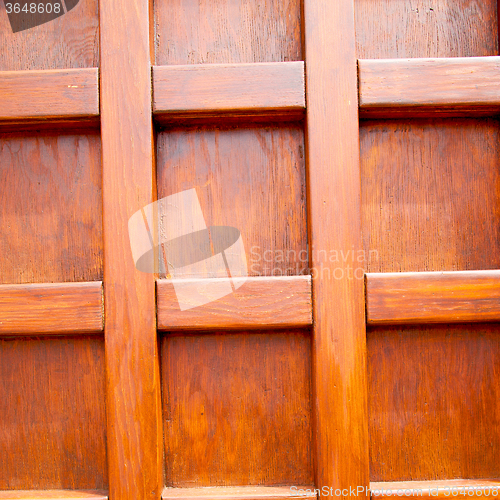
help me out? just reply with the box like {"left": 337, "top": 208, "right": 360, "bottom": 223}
{"left": 157, "top": 276, "right": 312, "bottom": 331}
{"left": 153, "top": 62, "right": 305, "bottom": 120}
{"left": 359, "top": 56, "right": 500, "bottom": 117}
{"left": 0, "top": 281, "right": 103, "bottom": 335}
{"left": 0, "top": 491, "right": 108, "bottom": 500}
{"left": 0, "top": 68, "right": 99, "bottom": 122}
{"left": 162, "top": 486, "right": 316, "bottom": 500}
{"left": 370, "top": 480, "right": 500, "bottom": 499}
{"left": 366, "top": 270, "right": 500, "bottom": 325}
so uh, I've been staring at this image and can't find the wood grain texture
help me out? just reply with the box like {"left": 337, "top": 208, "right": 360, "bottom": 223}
{"left": 157, "top": 124, "right": 307, "bottom": 278}
{"left": 153, "top": 62, "right": 304, "bottom": 119}
{"left": 366, "top": 271, "right": 500, "bottom": 325}
{"left": 0, "top": 68, "right": 99, "bottom": 123}
{"left": 358, "top": 57, "right": 500, "bottom": 118}
{"left": 0, "top": 0, "right": 99, "bottom": 70}
{"left": 0, "top": 336, "right": 107, "bottom": 489}
{"left": 157, "top": 276, "right": 312, "bottom": 330}
{"left": 304, "top": 0, "right": 369, "bottom": 497}
{"left": 161, "top": 331, "right": 312, "bottom": 486}
{"left": 367, "top": 324, "right": 500, "bottom": 481}
{"left": 154, "top": 0, "right": 302, "bottom": 65}
{"left": 0, "top": 131, "right": 102, "bottom": 284}
{"left": 360, "top": 119, "right": 500, "bottom": 273}
{"left": 162, "top": 487, "right": 316, "bottom": 500}
{"left": 0, "top": 281, "right": 103, "bottom": 335}
{"left": 370, "top": 481, "right": 500, "bottom": 499}
{"left": 0, "top": 492, "right": 107, "bottom": 499}
{"left": 355, "top": 0, "right": 498, "bottom": 59}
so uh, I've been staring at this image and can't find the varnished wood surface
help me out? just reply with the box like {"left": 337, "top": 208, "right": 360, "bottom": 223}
{"left": 304, "top": 0, "right": 369, "bottom": 497}
{"left": 153, "top": 62, "right": 304, "bottom": 118}
{"left": 99, "top": 0, "right": 162, "bottom": 497}
{"left": 154, "top": 0, "right": 302, "bottom": 65}
{"left": 162, "top": 331, "right": 312, "bottom": 486}
{"left": 359, "top": 57, "right": 500, "bottom": 117}
{"left": 366, "top": 271, "right": 500, "bottom": 325}
{"left": 0, "top": 281, "right": 103, "bottom": 335}
{"left": 0, "top": 68, "right": 99, "bottom": 123}
{"left": 0, "top": 336, "right": 107, "bottom": 489}
{"left": 368, "top": 323, "right": 500, "bottom": 481}
{"left": 0, "top": 131, "right": 103, "bottom": 284}
{"left": 0, "top": 491, "right": 107, "bottom": 499}
{"left": 355, "top": 0, "right": 498, "bottom": 59}
{"left": 162, "top": 487, "right": 315, "bottom": 500}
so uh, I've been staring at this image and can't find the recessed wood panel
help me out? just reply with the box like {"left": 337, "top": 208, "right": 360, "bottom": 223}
{"left": 360, "top": 119, "right": 500, "bottom": 273}
{"left": 154, "top": 0, "right": 302, "bottom": 65}
{"left": 355, "top": 0, "right": 498, "bottom": 59}
{"left": 0, "top": 131, "right": 102, "bottom": 283}
{"left": 0, "top": 336, "right": 107, "bottom": 489}
{"left": 0, "top": 0, "right": 99, "bottom": 70}
{"left": 367, "top": 324, "right": 500, "bottom": 481}
{"left": 156, "top": 124, "right": 307, "bottom": 277}
{"left": 161, "top": 331, "right": 313, "bottom": 486}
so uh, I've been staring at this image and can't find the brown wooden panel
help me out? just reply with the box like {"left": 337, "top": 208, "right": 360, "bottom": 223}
{"left": 0, "top": 131, "right": 102, "bottom": 284}
{"left": 355, "top": 0, "right": 498, "bottom": 59}
{"left": 161, "top": 331, "right": 312, "bottom": 486}
{"left": 366, "top": 271, "right": 500, "bottom": 325}
{"left": 360, "top": 119, "right": 500, "bottom": 273}
{"left": 368, "top": 324, "right": 500, "bottom": 481}
{"left": 153, "top": 62, "right": 305, "bottom": 119}
{"left": 154, "top": 0, "right": 302, "bottom": 65}
{"left": 0, "top": 336, "right": 107, "bottom": 489}
{"left": 0, "top": 281, "right": 103, "bottom": 335}
{"left": 358, "top": 57, "right": 500, "bottom": 118}
{"left": 156, "top": 124, "right": 306, "bottom": 278}
{"left": 157, "top": 276, "right": 312, "bottom": 330}
{"left": 0, "top": 0, "right": 99, "bottom": 70}
{"left": 0, "top": 68, "right": 99, "bottom": 123}
{"left": 162, "top": 487, "right": 316, "bottom": 500}
{"left": 0, "top": 491, "right": 107, "bottom": 499}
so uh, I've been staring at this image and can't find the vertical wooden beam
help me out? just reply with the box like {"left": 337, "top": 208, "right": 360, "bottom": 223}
{"left": 304, "top": 0, "right": 370, "bottom": 497}
{"left": 100, "top": 0, "right": 163, "bottom": 498}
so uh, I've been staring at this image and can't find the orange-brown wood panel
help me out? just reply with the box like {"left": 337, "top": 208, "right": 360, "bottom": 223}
{"left": 0, "top": 130, "right": 102, "bottom": 284}
{"left": 367, "top": 324, "right": 500, "bottom": 482}
{"left": 355, "top": 0, "right": 498, "bottom": 59}
{"left": 0, "top": 336, "right": 107, "bottom": 490}
{"left": 0, "top": 491, "right": 107, "bottom": 500}
{"left": 154, "top": 0, "right": 302, "bottom": 65}
{"left": 156, "top": 124, "right": 307, "bottom": 278}
{"left": 161, "top": 331, "right": 313, "bottom": 487}
{"left": 0, "top": 0, "right": 99, "bottom": 70}
{"left": 360, "top": 119, "right": 500, "bottom": 273}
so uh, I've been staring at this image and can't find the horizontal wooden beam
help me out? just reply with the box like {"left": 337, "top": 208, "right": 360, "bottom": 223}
{"left": 0, "top": 68, "right": 99, "bottom": 125}
{"left": 162, "top": 486, "right": 316, "bottom": 500}
{"left": 366, "top": 270, "right": 500, "bottom": 325}
{"left": 370, "top": 480, "right": 500, "bottom": 499}
{"left": 157, "top": 275, "right": 312, "bottom": 331}
{"left": 0, "top": 491, "right": 107, "bottom": 499}
{"left": 0, "top": 281, "right": 103, "bottom": 335}
{"left": 153, "top": 61, "right": 305, "bottom": 122}
{"left": 358, "top": 56, "right": 500, "bottom": 117}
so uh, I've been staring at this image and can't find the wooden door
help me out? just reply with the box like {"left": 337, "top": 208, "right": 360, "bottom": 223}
{"left": 1, "top": 0, "right": 499, "bottom": 499}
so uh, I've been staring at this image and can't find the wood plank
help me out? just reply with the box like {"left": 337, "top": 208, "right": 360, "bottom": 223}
{"left": 0, "top": 282, "right": 103, "bottom": 335}
{"left": 0, "top": 491, "right": 107, "bottom": 500}
{"left": 366, "top": 271, "right": 500, "bottom": 325}
{"left": 359, "top": 57, "right": 500, "bottom": 117}
{"left": 304, "top": 1, "right": 369, "bottom": 499}
{"left": 370, "top": 480, "right": 500, "bottom": 499}
{"left": 157, "top": 276, "right": 311, "bottom": 330}
{"left": 99, "top": 0, "right": 163, "bottom": 498}
{"left": 153, "top": 62, "right": 304, "bottom": 120}
{"left": 0, "top": 68, "right": 99, "bottom": 123}
{"left": 162, "top": 486, "right": 315, "bottom": 500}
